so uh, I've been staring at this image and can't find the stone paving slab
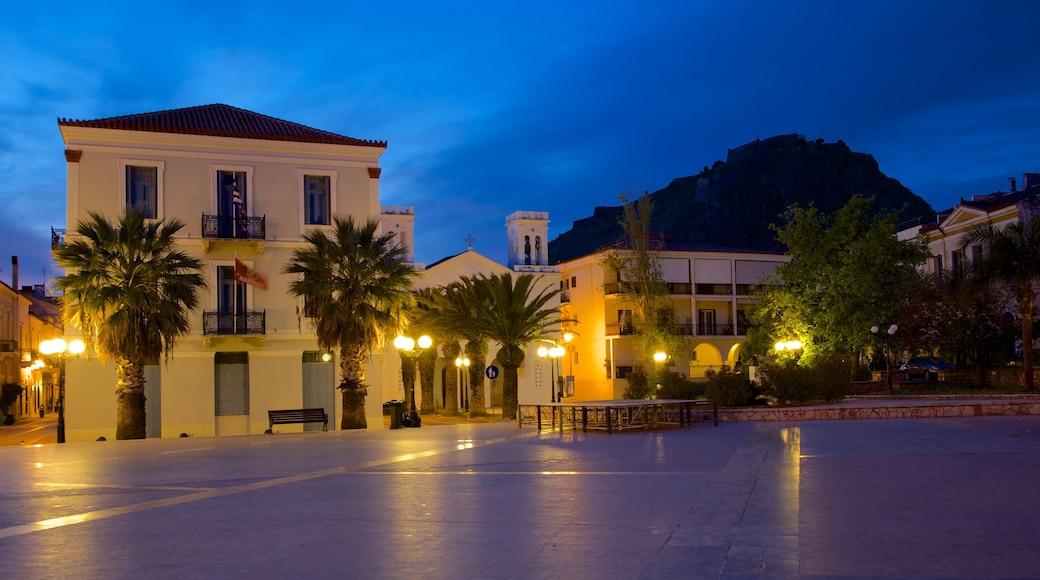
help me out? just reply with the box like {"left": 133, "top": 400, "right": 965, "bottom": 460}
{"left": 0, "top": 416, "right": 1039, "bottom": 578}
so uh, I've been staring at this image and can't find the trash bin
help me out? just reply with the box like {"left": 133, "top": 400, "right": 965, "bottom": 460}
{"left": 384, "top": 400, "right": 405, "bottom": 429}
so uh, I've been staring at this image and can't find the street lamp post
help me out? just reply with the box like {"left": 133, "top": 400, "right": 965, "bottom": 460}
{"left": 871, "top": 324, "right": 898, "bottom": 390}
{"left": 454, "top": 356, "right": 471, "bottom": 412}
{"left": 39, "top": 337, "right": 85, "bottom": 444}
{"left": 394, "top": 334, "right": 432, "bottom": 427}
{"left": 537, "top": 343, "right": 565, "bottom": 402}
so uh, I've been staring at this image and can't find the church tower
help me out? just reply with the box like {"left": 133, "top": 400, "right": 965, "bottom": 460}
{"left": 380, "top": 206, "right": 416, "bottom": 264}
{"left": 505, "top": 211, "right": 550, "bottom": 269}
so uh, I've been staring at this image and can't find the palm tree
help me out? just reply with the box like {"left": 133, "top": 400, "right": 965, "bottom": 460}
{"left": 471, "top": 273, "right": 563, "bottom": 419}
{"left": 962, "top": 215, "right": 1040, "bottom": 390}
{"left": 53, "top": 211, "right": 205, "bottom": 440}
{"left": 285, "top": 216, "right": 418, "bottom": 428}
{"left": 407, "top": 287, "right": 442, "bottom": 414}
{"left": 440, "top": 277, "right": 491, "bottom": 416}
{"left": 415, "top": 286, "right": 467, "bottom": 415}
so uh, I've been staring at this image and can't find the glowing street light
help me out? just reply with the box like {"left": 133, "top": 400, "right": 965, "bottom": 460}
{"left": 38, "top": 337, "right": 86, "bottom": 443}
{"left": 394, "top": 334, "right": 432, "bottom": 427}
{"left": 538, "top": 343, "right": 566, "bottom": 402}
{"left": 454, "top": 356, "right": 471, "bottom": 411}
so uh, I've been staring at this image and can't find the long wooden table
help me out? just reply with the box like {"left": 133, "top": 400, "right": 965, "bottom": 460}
{"left": 517, "top": 399, "right": 718, "bottom": 433}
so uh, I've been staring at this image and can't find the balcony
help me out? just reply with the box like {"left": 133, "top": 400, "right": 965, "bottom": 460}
{"left": 696, "top": 323, "right": 735, "bottom": 336}
{"left": 0, "top": 338, "right": 17, "bottom": 353}
{"left": 560, "top": 290, "right": 570, "bottom": 304}
{"left": 604, "top": 322, "right": 637, "bottom": 336}
{"left": 201, "top": 215, "right": 266, "bottom": 254}
{"left": 666, "top": 282, "right": 692, "bottom": 295}
{"left": 202, "top": 310, "right": 266, "bottom": 346}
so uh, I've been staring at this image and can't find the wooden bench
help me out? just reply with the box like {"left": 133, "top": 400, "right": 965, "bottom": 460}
{"left": 266, "top": 408, "right": 328, "bottom": 433}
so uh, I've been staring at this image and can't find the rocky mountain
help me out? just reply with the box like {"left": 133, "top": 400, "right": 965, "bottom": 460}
{"left": 548, "top": 134, "right": 934, "bottom": 263}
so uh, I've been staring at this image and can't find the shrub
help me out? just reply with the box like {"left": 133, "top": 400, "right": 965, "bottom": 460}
{"left": 759, "top": 358, "right": 852, "bottom": 404}
{"left": 623, "top": 366, "right": 651, "bottom": 399}
{"left": 655, "top": 370, "right": 706, "bottom": 400}
{"left": 0, "top": 383, "right": 22, "bottom": 414}
{"left": 704, "top": 365, "right": 754, "bottom": 407}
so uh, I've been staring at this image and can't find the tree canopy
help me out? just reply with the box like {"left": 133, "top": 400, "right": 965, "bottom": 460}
{"left": 748, "top": 196, "right": 928, "bottom": 365}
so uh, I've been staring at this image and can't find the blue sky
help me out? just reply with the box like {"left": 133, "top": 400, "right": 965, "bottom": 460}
{"left": 2, "top": 0, "right": 1039, "bottom": 288}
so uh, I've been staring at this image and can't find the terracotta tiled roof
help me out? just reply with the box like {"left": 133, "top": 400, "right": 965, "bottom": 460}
{"left": 58, "top": 104, "right": 386, "bottom": 148}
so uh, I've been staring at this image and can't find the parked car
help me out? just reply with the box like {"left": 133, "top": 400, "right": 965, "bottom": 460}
{"left": 900, "top": 357, "right": 954, "bottom": 380}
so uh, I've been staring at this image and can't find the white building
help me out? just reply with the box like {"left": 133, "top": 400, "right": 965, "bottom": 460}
{"left": 57, "top": 104, "right": 560, "bottom": 440}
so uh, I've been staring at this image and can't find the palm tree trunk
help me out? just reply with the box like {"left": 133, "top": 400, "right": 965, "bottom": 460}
{"left": 465, "top": 342, "right": 487, "bottom": 416}
{"left": 419, "top": 349, "right": 437, "bottom": 414}
{"left": 339, "top": 345, "right": 368, "bottom": 429}
{"left": 442, "top": 342, "right": 460, "bottom": 414}
{"left": 501, "top": 364, "right": 519, "bottom": 420}
{"left": 115, "top": 357, "right": 147, "bottom": 440}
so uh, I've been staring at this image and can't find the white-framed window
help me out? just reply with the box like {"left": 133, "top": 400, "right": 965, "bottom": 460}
{"left": 299, "top": 169, "right": 338, "bottom": 231}
{"left": 304, "top": 175, "right": 330, "bottom": 225}
{"left": 210, "top": 164, "right": 254, "bottom": 216}
{"left": 119, "top": 159, "right": 165, "bottom": 219}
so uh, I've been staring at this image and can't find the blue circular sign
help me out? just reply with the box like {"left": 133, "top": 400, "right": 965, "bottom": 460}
{"left": 485, "top": 365, "right": 499, "bottom": 379}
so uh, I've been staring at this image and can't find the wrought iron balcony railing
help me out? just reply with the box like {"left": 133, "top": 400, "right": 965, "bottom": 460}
{"left": 201, "top": 215, "right": 266, "bottom": 240}
{"left": 202, "top": 310, "right": 266, "bottom": 335}
{"left": 696, "top": 323, "right": 735, "bottom": 336}
{"left": 604, "top": 322, "right": 637, "bottom": 336}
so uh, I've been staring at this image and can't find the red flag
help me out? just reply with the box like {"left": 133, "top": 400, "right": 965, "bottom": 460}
{"left": 234, "top": 258, "right": 268, "bottom": 290}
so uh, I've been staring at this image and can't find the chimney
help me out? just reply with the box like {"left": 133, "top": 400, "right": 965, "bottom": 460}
{"left": 1009, "top": 177, "right": 1017, "bottom": 192}
{"left": 11, "top": 256, "right": 17, "bottom": 291}
{"left": 1025, "top": 173, "right": 1040, "bottom": 189}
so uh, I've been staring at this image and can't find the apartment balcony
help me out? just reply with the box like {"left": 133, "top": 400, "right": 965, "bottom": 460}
{"left": 201, "top": 215, "right": 266, "bottom": 254}
{"left": 560, "top": 290, "right": 570, "bottom": 304}
{"left": 696, "top": 323, "right": 735, "bottom": 336}
{"left": 666, "top": 282, "right": 692, "bottom": 295}
{"left": 202, "top": 310, "right": 266, "bottom": 346}
{"left": 0, "top": 338, "right": 18, "bottom": 353}
{"left": 604, "top": 322, "right": 637, "bottom": 336}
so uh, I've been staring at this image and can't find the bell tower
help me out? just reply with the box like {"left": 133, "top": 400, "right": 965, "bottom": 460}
{"left": 506, "top": 211, "right": 550, "bottom": 269}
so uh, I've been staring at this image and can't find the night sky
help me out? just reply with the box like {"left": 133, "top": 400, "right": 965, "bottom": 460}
{"left": 3, "top": 0, "right": 1039, "bottom": 288}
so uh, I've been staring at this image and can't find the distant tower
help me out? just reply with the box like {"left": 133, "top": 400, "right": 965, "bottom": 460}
{"left": 380, "top": 206, "right": 415, "bottom": 264}
{"left": 506, "top": 211, "right": 550, "bottom": 268}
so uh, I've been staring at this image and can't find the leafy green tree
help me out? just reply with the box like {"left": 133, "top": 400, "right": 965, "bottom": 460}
{"left": 749, "top": 196, "right": 928, "bottom": 366}
{"left": 604, "top": 191, "right": 688, "bottom": 396}
{"left": 53, "top": 211, "right": 205, "bottom": 440}
{"left": 285, "top": 216, "right": 417, "bottom": 429}
{"left": 962, "top": 215, "right": 1040, "bottom": 390}
{"left": 469, "top": 272, "right": 563, "bottom": 419}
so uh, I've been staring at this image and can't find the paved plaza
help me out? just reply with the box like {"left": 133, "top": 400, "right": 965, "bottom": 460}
{"left": 1, "top": 415, "right": 1039, "bottom": 579}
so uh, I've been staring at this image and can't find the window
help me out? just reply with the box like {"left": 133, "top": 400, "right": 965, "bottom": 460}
{"left": 571, "top": 276, "right": 577, "bottom": 288}
{"left": 304, "top": 175, "right": 330, "bottom": 225}
{"left": 933, "top": 255, "right": 944, "bottom": 274}
{"left": 126, "top": 166, "right": 157, "bottom": 218}
{"left": 951, "top": 249, "right": 965, "bottom": 275}
{"left": 971, "top": 245, "right": 983, "bottom": 264}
